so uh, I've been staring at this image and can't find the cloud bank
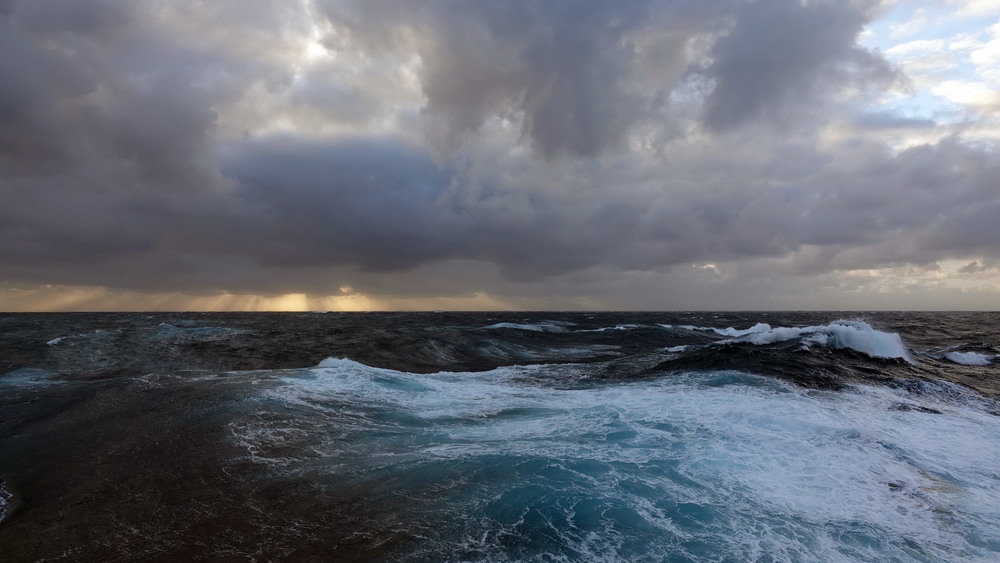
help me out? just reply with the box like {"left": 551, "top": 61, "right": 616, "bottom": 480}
{"left": 1, "top": 0, "right": 999, "bottom": 310}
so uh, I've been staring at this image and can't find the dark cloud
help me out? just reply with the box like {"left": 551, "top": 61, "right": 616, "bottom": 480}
{"left": 11, "top": 0, "right": 132, "bottom": 38}
{"left": 217, "top": 135, "right": 647, "bottom": 281}
{"left": 223, "top": 137, "right": 460, "bottom": 272}
{"left": 218, "top": 130, "right": 1000, "bottom": 288}
{"left": 0, "top": 13, "right": 92, "bottom": 171}
{"left": 701, "top": 0, "right": 897, "bottom": 131}
{"left": 2, "top": 0, "right": 1000, "bottom": 308}
{"left": 316, "top": 0, "right": 741, "bottom": 157}
{"left": 0, "top": 0, "right": 285, "bottom": 301}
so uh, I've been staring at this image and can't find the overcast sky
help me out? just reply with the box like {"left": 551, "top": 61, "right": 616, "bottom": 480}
{"left": 1, "top": 0, "right": 999, "bottom": 311}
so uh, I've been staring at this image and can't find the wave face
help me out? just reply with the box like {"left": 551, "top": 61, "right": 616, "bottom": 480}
{"left": 713, "top": 320, "right": 913, "bottom": 361}
{"left": 1, "top": 312, "right": 999, "bottom": 560}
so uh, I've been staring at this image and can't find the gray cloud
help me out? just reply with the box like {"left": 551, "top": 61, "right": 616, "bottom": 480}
{"left": 701, "top": 0, "right": 897, "bottom": 131}
{"left": 218, "top": 135, "right": 647, "bottom": 281}
{"left": 2, "top": 0, "right": 1000, "bottom": 308}
{"left": 315, "top": 0, "right": 742, "bottom": 157}
{"left": 0, "top": 0, "right": 290, "bottom": 276}
{"left": 854, "top": 111, "right": 937, "bottom": 130}
{"left": 223, "top": 137, "right": 460, "bottom": 272}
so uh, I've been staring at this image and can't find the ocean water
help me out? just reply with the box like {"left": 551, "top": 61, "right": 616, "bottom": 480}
{"left": 1, "top": 312, "right": 999, "bottom": 561}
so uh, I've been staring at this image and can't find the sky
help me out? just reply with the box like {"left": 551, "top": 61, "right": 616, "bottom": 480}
{"left": 1, "top": 0, "right": 999, "bottom": 312}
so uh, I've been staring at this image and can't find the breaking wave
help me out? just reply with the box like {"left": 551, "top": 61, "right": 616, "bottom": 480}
{"left": 944, "top": 351, "right": 992, "bottom": 366}
{"left": 228, "top": 357, "right": 1000, "bottom": 562}
{"left": 715, "top": 320, "right": 913, "bottom": 361}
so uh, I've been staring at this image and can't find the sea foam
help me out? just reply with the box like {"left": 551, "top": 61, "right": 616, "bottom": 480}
{"left": 0, "top": 481, "right": 12, "bottom": 523}
{"left": 944, "top": 351, "right": 993, "bottom": 366}
{"left": 717, "top": 320, "right": 913, "bottom": 361}
{"left": 479, "top": 321, "right": 573, "bottom": 333}
{"left": 230, "top": 359, "right": 1000, "bottom": 562}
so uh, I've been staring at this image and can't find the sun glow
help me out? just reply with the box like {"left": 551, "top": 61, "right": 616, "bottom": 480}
{"left": 0, "top": 285, "right": 530, "bottom": 312}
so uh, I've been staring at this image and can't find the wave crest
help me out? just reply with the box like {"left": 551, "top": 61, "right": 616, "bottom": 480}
{"left": 720, "top": 320, "right": 912, "bottom": 362}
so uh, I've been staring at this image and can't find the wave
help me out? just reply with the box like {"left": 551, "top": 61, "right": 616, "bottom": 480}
{"left": 43, "top": 324, "right": 250, "bottom": 350}
{"left": 944, "top": 351, "right": 993, "bottom": 366}
{"left": 314, "top": 356, "right": 585, "bottom": 386}
{"left": 643, "top": 321, "right": 919, "bottom": 390}
{"left": 6, "top": 312, "right": 1000, "bottom": 561}
{"left": 678, "top": 322, "right": 773, "bottom": 337}
{"left": 0, "top": 480, "right": 13, "bottom": 524}
{"left": 317, "top": 319, "right": 979, "bottom": 393}
{"left": 479, "top": 321, "right": 574, "bottom": 333}
{"left": 658, "top": 320, "right": 912, "bottom": 363}
{"left": 149, "top": 323, "right": 253, "bottom": 341}
{"left": 576, "top": 324, "right": 646, "bottom": 333}
{"left": 922, "top": 346, "right": 995, "bottom": 366}
{"left": 714, "top": 320, "right": 912, "bottom": 362}
{"left": 11, "top": 312, "right": 996, "bottom": 405}
{"left": 429, "top": 339, "right": 621, "bottom": 365}
{"left": 1, "top": 367, "right": 62, "bottom": 387}
{"left": 317, "top": 356, "right": 393, "bottom": 371}
{"left": 231, "top": 360, "right": 1000, "bottom": 562}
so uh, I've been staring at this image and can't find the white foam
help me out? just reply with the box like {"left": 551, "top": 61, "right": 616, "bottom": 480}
{"left": 671, "top": 322, "right": 774, "bottom": 337}
{"left": 316, "top": 357, "right": 367, "bottom": 369}
{"left": 717, "top": 320, "right": 913, "bottom": 362}
{"left": 944, "top": 351, "right": 993, "bottom": 366}
{"left": 578, "top": 324, "right": 644, "bottom": 333}
{"left": 0, "top": 481, "right": 12, "bottom": 523}
{"left": 479, "top": 321, "right": 572, "bottom": 333}
{"left": 710, "top": 322, "right": 773, "bottom": 337}
{"left": 233, "top": 361, "right": 1000, "bottom": 562}
{"left": 46, "top": 337, "right": 65, "bottom": 346}
{"left": 309, "top": 357, "right": 572, "bottom": 422}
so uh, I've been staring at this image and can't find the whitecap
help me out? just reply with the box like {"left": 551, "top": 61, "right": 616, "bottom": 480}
{"left": 479, "top": 321, "right": 571, "bottom": 333}
{"left": 717, "top": 320, "right": 913, "bottom": 362}
{"left": 577, "top": 324, "right": 645, "bottom": 333}
{"left": 708, "top": 322, "right": 773, "bottom": 337}
{"left": 944, "top": 351, "right": 993, "bottom": 366}
{"left": 671, "top": 322, "right": 773, "bottom": 337}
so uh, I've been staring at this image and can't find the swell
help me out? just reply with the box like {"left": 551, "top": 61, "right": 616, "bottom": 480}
{"left": 225, "top": 359, "right": 1000, "bottom": 562}
{"left": 643, "top": 341, "right": 909, "bottom": 390}
{"left": 3, "top": 312, "right": 1000, "bottom": 561}
{"left": 2, "top": 312, "right": 998, "bottom": 398}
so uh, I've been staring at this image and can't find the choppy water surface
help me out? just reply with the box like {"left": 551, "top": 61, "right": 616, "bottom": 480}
{"left": 1, "top": 312, "right": 999, "bottom": 561}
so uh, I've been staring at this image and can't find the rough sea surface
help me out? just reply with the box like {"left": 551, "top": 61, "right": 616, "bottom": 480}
{"left": 1, "top": 312, "right": 999, "bottom": 561}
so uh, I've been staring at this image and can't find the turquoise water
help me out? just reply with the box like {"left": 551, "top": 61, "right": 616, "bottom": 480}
{"left": 229, "top": 359, "right": 1000, "bottom": 562}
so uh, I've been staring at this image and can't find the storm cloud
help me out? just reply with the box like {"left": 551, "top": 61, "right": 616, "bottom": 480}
{"left": 1, "top": 0, "right": 999, "bottom": 309}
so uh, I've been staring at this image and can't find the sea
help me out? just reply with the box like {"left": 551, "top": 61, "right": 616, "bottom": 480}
{"left": 1, "top": 311, "right": 998, "bottom": 562}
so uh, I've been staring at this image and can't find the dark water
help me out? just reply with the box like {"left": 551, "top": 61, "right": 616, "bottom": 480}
{"left": 1, "top": 312, "right": 999, "bottom": 561}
